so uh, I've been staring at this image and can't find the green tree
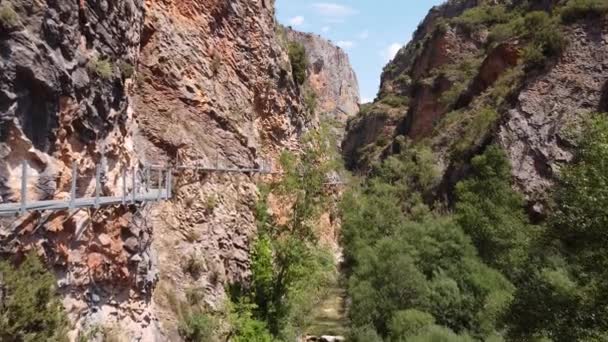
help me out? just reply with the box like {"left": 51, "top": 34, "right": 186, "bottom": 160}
{"left": 0, "top": 252, "right": 69, "bottom": 342}
{"left": 507, "top": 115, "right": 608, "bottom": 341}
{"left": 455, "top": 145, "right": 535, "bottom": 279}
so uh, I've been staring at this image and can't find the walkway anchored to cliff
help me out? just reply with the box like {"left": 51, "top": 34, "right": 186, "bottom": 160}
{"left": 0, "top": 160, "right": 272, "bottom": 216}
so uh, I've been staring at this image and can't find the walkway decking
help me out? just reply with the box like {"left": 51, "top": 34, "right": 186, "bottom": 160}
{"left": 0, "top": 161, "right": 272, "bottom": 216}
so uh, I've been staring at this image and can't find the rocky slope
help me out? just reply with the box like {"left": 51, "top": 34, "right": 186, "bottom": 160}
{"left": 0, "top": 0, "right": 357, "bottom": 340}
{"left": 343, "top": 0, "right": 608, "bottom": 214}
{"left": 285, "top": 29, "right": 360, "bottom": 123}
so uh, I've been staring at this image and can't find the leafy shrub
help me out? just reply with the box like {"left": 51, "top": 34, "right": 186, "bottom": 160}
{"left": 388, "top": 309, "right": 436, "bottom": 340}
{"left": 436, "top": 57, "right": 482, "bottom": 108}
{"left": 228, "top": 300, "right": 274, "bottom": 342}
{"left": 522, "top": 12, "right": 566, "bottom": 67}
{"left": 288, "top": 42, "right": 308, "bottom": 85}
{"left": 87, "top": 57, "right": 114, "bottom": 79}
{"left": 304, "top": 88, "right": 317, "bottom": 115}
{"left": 506, "top": 115, "right": 608, "bottom": 341}
{"left": 178, "top": 313, "right": 216, "bottom": 342}
{"left": 451, "top": 4, "right": 512, "bottom": 33}
{"left": 119, "top": 61, "right": 135, "bottom": 79}
{"left": 0, "top": 3, "right": 19, "bottom": 28}
{"left": 561, "top": 0, "right": 608, "bottom": 23}
{"left": 204, "top": 195, "right": 217, "bottom": 213}
{"left": 455, "top": 145, "right": 535, "bottom": 279}
{"left": 450, "top": 107, "right": 499, "bottom": 156}
{"left": 231, "top": 123, "right": 340, "bottom": 340}
{"left": 0, "top": 252, "right": 69, "bottom": 341}
{"left": 552, "top": 115, "right": 608, "bottom": 244}
{"left": 379, "top": 94, "right": 409, "bottom": 108}
{"left": 409, "top": 325, "right": 475, "bottom": 342}
{"left": 489, "top": 11, "right": 565, "bottom": 67}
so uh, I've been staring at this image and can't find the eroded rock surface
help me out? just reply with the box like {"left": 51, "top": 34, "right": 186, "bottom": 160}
{"left": 286, "top": 29, "right": 360, "bottom": 122}
{"left": 0, "top": 0, "right": 321, "bottom": 339}
{"left": 343, "top": 1, "right": 608, "bottom": 213}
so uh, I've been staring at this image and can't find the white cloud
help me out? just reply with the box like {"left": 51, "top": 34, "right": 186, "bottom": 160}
{"left": 321, "top": 26, "right": 331, "bottom": 33}
{"left": 312, "top": 3, "right": 358, "bottom": 22}
{"left": 382, "top": 43, "right": 403, "bottom": 62}
{"left": 361, "top": 97, "right": 373, "bottom": 104}
{"left": 336, "top": 40, "right": 355, "bottom": 49}
{"left": 358, "top": 30, "right": 370, "bottom": 40}
{"left": 288, "top": 16, "right": 305, "bottom": 26}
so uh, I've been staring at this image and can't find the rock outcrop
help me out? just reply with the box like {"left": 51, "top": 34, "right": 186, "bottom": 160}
{"left": 0, "top": 0, "right": 156, "bottom": 338}
{"left": 343, "top": 0, "right": 608, "bottom": 214}
{"left": 286, "top": 29, "right": 360, "bottom": 123}
{"left": 134, "top": 0, "right": 308, "bottom": 339}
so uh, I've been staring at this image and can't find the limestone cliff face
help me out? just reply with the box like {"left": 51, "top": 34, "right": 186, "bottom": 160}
{"left": 0, "top": 0, "right": 153, "bottom": 338}
{"left": 134, "top": 0, "right": 308, "bottom": 339}
{"left": 343, "top": 0, "right": 608, "bottom": 214}
{"left": 0, "top": 0, "right": 313, "bottom": 340}
{"left": 286, "top": 29, "right": 360, "bottom": 123}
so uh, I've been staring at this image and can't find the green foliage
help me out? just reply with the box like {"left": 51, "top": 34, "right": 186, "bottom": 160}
{"left": 0, "top": 252, "right": 69, "bottom": 342}
{"left": 119, "top": 61, "right": 135, "bottom": 79}
{"left": 451, "top": 4, "right": 513, "bottom": 34}
{"left": 437, "top": 57, "right": 483, "bottom": 108}
{"left": 455, "top": 145, "right": 535, "bottom": 279}
{"left": 178, "top": 313, "right": 216, "bottom": 342}
{"left": 288, "top": 42, "right": 308, "bottom": 85}
{"left": 342, "top": 142, "right": 513, "bottom": 340}
{"left": 348, "top": 325, "right": 383, "bottom": 342}
{"left": 87, "top": 57, "right": 114, "bottom": 80}
{"left": 448, "top": 107, "right": 498, "bottom": 156}
{"left": 0, "top": 3, "right": 19, "bottom": 28}
{"left": 552, "top": 115, "right": 608, "bottom": 242}
{"left": 561, "top": 0, "right": 608, "bottom": 23}
{"left": 506, "top": 115, "right": 608, "bottom": 341}
{"left": 233, "top": 123, "right": 340, "bottom": 340}
{"left": 388, "top": 309, "right": 435, "bottom": 341}
{"left": 304, "top": 88, "right": 318, "bottom": 116}
{"left": 379, "top": 94, "right": 409, "bottom": 108}
{"left": 408, "top": 325, "right": 475, "bottom": 342}
{"left": 204, "top": 195, "right": 217, "bottom": 213}
{"left": 488, "top": 11, "right": 565, "bottom": 67}
{"left": 228, "top": 300, "right": 274, "bottom": 342}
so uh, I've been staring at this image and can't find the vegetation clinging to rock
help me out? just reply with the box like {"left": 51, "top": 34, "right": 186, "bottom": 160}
{"left": 288, "top": 42, "right": 308, "bottom": 85}
{"left": 0, "top": 3, "right": 19, "bottom": 29}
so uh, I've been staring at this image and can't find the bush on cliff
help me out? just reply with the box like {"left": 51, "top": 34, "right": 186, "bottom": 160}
{"left": 288, "top": 42, "right": 308, "bottom": 85}
{"left": 0, "top": 252, "right": 69, "bottom": 342}
{"left": 561, "top": 0, "right": 608, "bottom": 23}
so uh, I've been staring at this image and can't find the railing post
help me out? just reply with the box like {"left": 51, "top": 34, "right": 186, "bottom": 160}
{"left": 122, "top": 168, "right": 127, "bottom": 205}
{"left": 165, "top": 168, "right": 171, "bottom": 200}
{"left": 20, "top": 161, "right": 27, "bottom": 215}
{"left": 145, "top": 166, "right": 150, "bottom": 191}
{"left": 157, "top": 168, "right": 162, "bottom": 201}
{"left": 70, "top": 162, "right": 77, "bottom": 210}
{"left": 132, "top": 167, "right": 137, "bottom": 204}
{"left": 94, "top": 165, "right": 101, "bottom": 209}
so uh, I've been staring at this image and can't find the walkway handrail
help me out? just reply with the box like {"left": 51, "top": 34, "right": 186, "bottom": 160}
{"left": 0, "top": 160, "right": 272, "bottom": 217}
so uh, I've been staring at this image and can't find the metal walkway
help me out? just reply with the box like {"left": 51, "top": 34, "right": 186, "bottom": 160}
{"left": 0, "top": 160, "right": 272, "bottom": 216}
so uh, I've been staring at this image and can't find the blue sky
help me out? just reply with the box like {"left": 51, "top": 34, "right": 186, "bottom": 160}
{"left": 275, "top": 0, "right": 445, "bottom": 103}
